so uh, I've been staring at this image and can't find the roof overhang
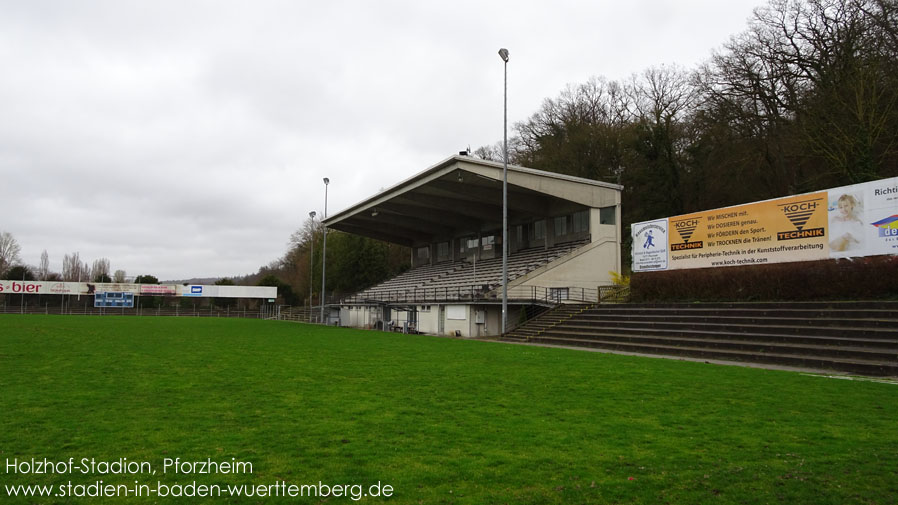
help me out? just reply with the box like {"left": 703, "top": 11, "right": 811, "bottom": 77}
{"left": 323, "top": 155, "right": 622, "bottom": 246}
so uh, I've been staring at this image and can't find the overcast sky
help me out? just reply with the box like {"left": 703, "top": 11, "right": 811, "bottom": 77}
{"left": 0, "top": 0, "right": 764, "bottom": 281}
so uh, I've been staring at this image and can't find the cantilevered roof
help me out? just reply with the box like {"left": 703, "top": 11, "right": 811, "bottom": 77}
{"left": 323, "top": 155, "right": 622, "bottom": 246}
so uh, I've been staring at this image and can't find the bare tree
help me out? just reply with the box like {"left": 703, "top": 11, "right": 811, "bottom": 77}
{"left": 38, "top": 250, "right": 50, "bottom": 280}
{"left": 288, "top": 213, "right": 322, "bottom": 251}
{"left": 92, "top": 258, "right": 111, "bottom": 282}
{"left": 513, "top": 76, "right": 634, "bottom": 183}
{"left": 698, "top": 0, "right": 898, "bottom": 187}
{"left": 473, "top": 142, "right": 504, "bottom": 162}
{"left": 626, "top": 65, "right": 700, "bottom": 216}
{"left": 62, "top": 252, "right": 89, "bottom": 282}
{"left": 0, "top": 231, "right": 22, "bottom": 277}
{"left": 113, "top": 269, "right": 127, "bottom": 283}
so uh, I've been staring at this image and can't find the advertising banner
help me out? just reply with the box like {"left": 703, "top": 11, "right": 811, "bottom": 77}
{"left": 632, "top": 176, "right": 898, "bottom": 272}
{"left": 632, "top": 219, "right": 669, "bottom": 272}
{"left": 0, "top": 281, "right": 277, "bottom": 299}
{"left": 140, "top": 284, "right": 177, "bottom": 296}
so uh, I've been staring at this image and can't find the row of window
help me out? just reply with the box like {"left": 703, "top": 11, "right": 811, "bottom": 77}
{"left": 417, "top": 207, "right": 615, "bottom": 261}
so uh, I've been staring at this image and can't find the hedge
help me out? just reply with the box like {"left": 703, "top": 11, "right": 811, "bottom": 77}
{"left": 630, "top": 255, "right": 898, "bottom": 302}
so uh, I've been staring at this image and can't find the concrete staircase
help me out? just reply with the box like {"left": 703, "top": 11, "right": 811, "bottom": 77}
{"left": 502, "top": 301, "right": 898, "bottom": 376}
{"left": 503, "top": 304, "right": 595, "bottom": 342}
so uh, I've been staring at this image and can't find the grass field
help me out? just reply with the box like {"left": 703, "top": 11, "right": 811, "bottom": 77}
{"left": 1, "top": 315, "right": 896, "bottom": 504}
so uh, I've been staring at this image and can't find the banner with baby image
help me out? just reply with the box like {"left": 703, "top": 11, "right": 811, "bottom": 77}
{"left": 631, "top": 175, "right": 898, "bottom": 271}
{"left": 832, "top": 177, "right": 898, "bottom": 258}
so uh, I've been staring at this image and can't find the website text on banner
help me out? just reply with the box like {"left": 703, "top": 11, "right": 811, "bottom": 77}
{"left": 632, "top": 176, "right": 898, "bottom": 272}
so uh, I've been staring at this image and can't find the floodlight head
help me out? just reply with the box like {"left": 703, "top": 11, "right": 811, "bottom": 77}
{"left": 309, "top": 211, "right": 316, "bottom": 218}
{"left": 498, "top": 48, "right": 509, "bottom": 62}
{"left": 323, "top": 177, "right": 330, "bottom": 185}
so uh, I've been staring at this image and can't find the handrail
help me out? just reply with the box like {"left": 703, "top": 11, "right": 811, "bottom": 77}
{"left": 337, "top": 285, "right": 601, "bottom": 305}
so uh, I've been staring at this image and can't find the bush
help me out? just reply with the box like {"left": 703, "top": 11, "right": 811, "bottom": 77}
{"left": 631, "top": 255, "right": 898, "bottom": 302}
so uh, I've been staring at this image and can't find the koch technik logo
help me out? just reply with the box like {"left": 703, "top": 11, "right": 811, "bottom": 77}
{"left": 776, "top": 198, "right": 825, "bottom": 241}
{"left": 670, "top": 217, "right": 703, "bottom": 250}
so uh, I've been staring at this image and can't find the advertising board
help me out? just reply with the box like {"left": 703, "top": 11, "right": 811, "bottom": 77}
{"left": 632, "top": 176, "right": 898, "bottom": 271}
{"left": 0, "top": 281, "right": 277, "bottom": 299}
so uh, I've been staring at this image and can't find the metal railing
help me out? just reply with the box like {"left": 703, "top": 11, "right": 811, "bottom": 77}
{"left": 0, "top": 304, "right": 277, "bottom": 319}
{"left": 338, "top": 285, "right": 602, "bottom": 305}
{"left": 598, "top": 285, "right": 630, "bottom": 303}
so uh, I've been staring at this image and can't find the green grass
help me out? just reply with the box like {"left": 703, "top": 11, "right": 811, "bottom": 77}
{"left": 1, "top": 315, "right": 896, "bottom": 504}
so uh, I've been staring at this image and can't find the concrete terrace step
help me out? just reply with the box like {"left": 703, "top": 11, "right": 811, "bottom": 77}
{"left": 504, "top": 304, "right": 594, "bottom": 339}
{"left": 537, "top": 330, "right": 897, "bottom": 360}
{"left": 616, "top": 301, "right": 898, "bottom": 310}
{"left": 574, "top": 313, "right": 898, "bottom": 330}
{"left": 559, "top": 319, "right": 898, "bottom": 341}
{"left": 586, "top": 306, "right": 898, "bottom": 320}
{"left": 501, "top": 301, "right": 898, "bottom": 376}
{"left": 525, "top": 335, "right": 898, "bottom": 376}
{"left": 550, "top": 325, "right": 898, "bottom": 350}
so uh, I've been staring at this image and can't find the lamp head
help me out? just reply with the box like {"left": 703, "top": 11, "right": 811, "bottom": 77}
{"left": 323, "top": 177, "right": 330, "bottom": 185}
{"left": 309, "top": 211, "right": 316, "bottom": 218}
{"left": 498, "top": 48, "right": 509, "bottom": 62}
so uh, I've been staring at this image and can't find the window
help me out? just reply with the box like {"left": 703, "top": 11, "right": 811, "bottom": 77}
{"left": 549, "top": 287, "right": 569, "bottom": 301}
{"left": 516, "top": 225, "right": 524, "bottom": 245}
{"left": 417, "top": 246, "right": 430, "bottom": 260}
{"left": 600, "top": 206, "right": 616, "bottom": 225}
{"left": 481, "top": 235, "right": 495, "bottom": 251}
{"left": 447, "top": 305, "right": 466, "bottom": 320}
{"left": 437, "top": 242, "right": 449, "bottom": 260}
{"left": 554, "top": 216, "right": 567, "bottom": 237}
{"left": 572, "top": 210, "right": 589, "bottom": 233}
{"left": 534, "top": 220, "right": 546, "bottom": 240}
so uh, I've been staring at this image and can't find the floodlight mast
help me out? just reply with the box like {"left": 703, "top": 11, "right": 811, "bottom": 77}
{"left": 320, "top": 178, "right": 329, "bottom": 324}
{"left": 499, "top": 47, "right": 509, "bottom": 335}
{"left": 309, "top": 210, "right": 316, "bottom": 320}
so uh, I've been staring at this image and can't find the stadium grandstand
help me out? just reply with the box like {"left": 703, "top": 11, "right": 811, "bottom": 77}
{"left": 323, "top": 154, "right": 622, "bottom": 337}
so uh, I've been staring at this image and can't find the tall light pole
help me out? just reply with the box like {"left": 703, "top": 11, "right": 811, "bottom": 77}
{"left": 309, "top": 210, "right": 316, "bottom": 321}
{"left": 498, "top": 47, "right": 509, "bottom": 335}
{"left": 320, "top": 177, "right": 329, "bottom": 324}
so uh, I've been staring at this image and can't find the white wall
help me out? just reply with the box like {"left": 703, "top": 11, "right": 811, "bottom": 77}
{"left": 417, "top": 305, "right": 439, "bottom": 334}
{"left": 516, "top": 234, "right": 619, "bottom": 291}
{"left": 339, "top": 303, "right": 508, "bottom": 338}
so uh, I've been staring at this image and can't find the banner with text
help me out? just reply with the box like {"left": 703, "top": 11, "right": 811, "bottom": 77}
{"left": 0, "top": 281, "right": 277, "bottom": 299}
{"left": 632, "top": 176, "right": 898, "bottom": 271}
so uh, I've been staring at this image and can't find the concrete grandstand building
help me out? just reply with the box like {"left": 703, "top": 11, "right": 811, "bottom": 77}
{"left": 324, "top": 154, "right": 623, "bottom": 337}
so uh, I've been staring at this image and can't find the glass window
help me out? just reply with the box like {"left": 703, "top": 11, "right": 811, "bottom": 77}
{"left": 572, "top": 210, "right": 589, "bottom": 233}
{"left": 417, "top": 246, "right": 430, "bottom": 259}
{"left": 600, "top": 206, "right": 616, "bottom": 225}
{"left": 437, "top": 242, "right": 449, "bottom": 259}
{"left": 534, "top": 220, "right": 546, "bottom": 240}
{"left": 554, "top": 216, "right": 567, "bottom": 236}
